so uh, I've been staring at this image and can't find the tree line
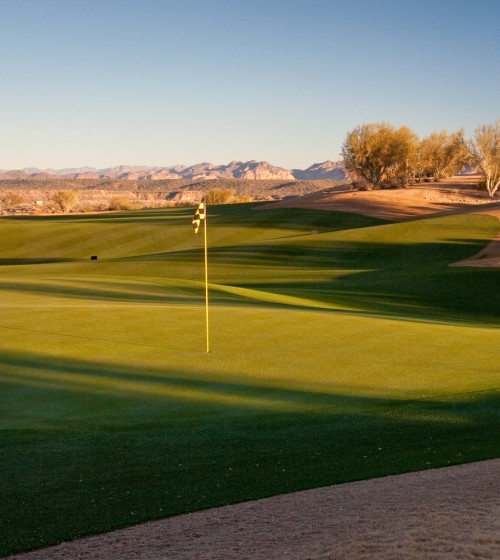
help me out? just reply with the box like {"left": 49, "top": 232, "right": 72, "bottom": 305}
{"left": 342, "top": 119, "right": 500, "bottom": 197}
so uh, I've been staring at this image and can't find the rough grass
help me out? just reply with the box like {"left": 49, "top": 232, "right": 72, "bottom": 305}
{"left": 1, "top": 204, "right": 500, "bottom": 556}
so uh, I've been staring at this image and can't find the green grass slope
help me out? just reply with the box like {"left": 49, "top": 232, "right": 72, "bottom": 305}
{"left": 1, "top": 204, "right": 500, "bottom": 556}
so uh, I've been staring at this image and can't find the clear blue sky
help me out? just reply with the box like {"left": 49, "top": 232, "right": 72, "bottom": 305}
{"left": 1, "top": 0, "right": 500, "bottom": 170}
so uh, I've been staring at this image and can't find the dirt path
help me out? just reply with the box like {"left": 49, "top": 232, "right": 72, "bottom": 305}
{"left": 10, "top": 458, "right": 500, "bottom": 560}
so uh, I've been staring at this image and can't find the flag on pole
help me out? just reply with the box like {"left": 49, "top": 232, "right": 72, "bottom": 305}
{"left": 192, "top": 202, "right": 205, "bottom": 234}
{"left": 191, "top": 198, "right": 210, "bottom": 352}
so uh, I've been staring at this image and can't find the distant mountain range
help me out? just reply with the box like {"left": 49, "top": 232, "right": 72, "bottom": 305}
{"left": 0, "top": 160, "right": 346, "bottom": 181}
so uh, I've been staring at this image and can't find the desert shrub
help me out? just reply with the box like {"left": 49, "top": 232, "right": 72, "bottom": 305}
{"left": 232, "top": 194, "right": 254, "bottom": 203}
{"left": 108, "top": 196, "right": 141, "bottom": 211}
{"left": 141, "top": 200, "right": 175, "bottom": 209}
{"left": 0, "top": 192, "right": 26, "bottom": 209}
{"left": 175, "top": 201, "right": 196, "bottom": 207}
{"left": 51, "top": 190, "right": 80, "bottom": 213}
{"left": 205, "top": 188, "right": 234, "bottom": 204}
{"left": 74, "top": 202, "right": 98, "bottom": 213}
{"left": 351, "top": 181, "right": 370, "bottom": 191}
{"left": 93, "top": 201, "right": 109, "bottom": 212}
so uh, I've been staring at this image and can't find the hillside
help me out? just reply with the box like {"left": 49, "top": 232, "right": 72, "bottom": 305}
{"left": 0, "top": 177, "right": 347, "bottom": 211}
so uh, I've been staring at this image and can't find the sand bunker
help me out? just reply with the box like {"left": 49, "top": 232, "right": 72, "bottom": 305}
{"left": 9, "top": 458, "right": 500, "bottom": 560}
{"left": 258, "top": 175, "right": 500, "bottom": 222}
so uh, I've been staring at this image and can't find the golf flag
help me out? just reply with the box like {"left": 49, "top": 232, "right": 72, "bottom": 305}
{"left": 191, "top": 199, "right": 210, "bottom": 352}
{"left": 192, "top": 202, "right": 205, "bottom": 234}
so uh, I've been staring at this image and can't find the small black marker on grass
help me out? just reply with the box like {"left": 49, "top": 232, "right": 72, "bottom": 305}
{"left": 90, "top": 256, "right": 98, "bottom": 260}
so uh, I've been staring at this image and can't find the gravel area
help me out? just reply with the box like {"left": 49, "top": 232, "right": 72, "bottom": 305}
{"left": 9, "top": 458, "right": 500, "bottom": 560}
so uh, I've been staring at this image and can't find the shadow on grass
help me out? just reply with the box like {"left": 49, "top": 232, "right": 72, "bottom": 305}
{"left": 115, "top": 235, "right": 500, "bottom": 324}
{"left": 0, "top": 234, "right": 499, "bottom": 325}
{"left": 0, "top": 278, "right": 200, "bottom": 305}
{"left": 1, "top": 349, "right": 499, "bottom": 556}
{"left": 0, "top": 348, "right": 490, "bottom": 415}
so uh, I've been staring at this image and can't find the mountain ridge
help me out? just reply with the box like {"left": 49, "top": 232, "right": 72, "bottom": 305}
{"left": 0, "top": 161, "right": 346, "bottom": 181}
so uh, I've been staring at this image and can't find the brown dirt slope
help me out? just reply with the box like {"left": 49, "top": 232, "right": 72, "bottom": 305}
{"left": 9, "top": 459, "right": 500, "bottom": 560}
{"left": 257, "top": 175, "right": 500, "bottom": 222}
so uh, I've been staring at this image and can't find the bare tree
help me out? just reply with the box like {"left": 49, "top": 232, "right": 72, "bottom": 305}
{"left": 468, "top": 120, "right": 500, "bottom": 198}
{"left": 341, "top": 123, "right": 418, "bottom": 189}
{"left": 51, "top": 190, "right": 80, "bottom": 213}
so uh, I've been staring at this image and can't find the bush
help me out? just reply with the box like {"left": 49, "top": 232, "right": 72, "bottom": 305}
{"left": 93, "top": 202, "right": 109, "bottom": 212}
{"left": 108, "top": 196, "right": 141, "bottom": 211}
{"left": 74, "top": 203, "right": 98, "bottom": 213}
{"left": 0, "top": 192, "right": 26, "bottom": 209}
{"left": 232, "top": 194, "right": 254, "bottom": 203}
{"left": 205, "top": 188, "right": 234, "bottom": 205}
{"left": 51, "top": 190, "right": 80, "bottom": 213}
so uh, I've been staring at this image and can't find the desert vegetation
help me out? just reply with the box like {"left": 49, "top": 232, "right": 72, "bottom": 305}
{"left": 341, "top": 123, "right": 419, "bottom": 189}
{"left": 418, "top": 129, "right": 468, "bottom": 181}
{"left": 468, "top": 119, "right": 500, "bottom": 198}
{"left": 51, "top": 190, "right": 80, "bottom": 213}
{"left": 205, "top": 188, "right": 235, "bottom": 204}
{"left": 0, "top": 191, "right": 25, "bottom": 210}
{"left": 342, "top": 118, "right": 500, "bottom": 197}
{"left": 0, "top": 178, "right": 346, "bottom": 217}
{"left": 108, "top": 195, "right": 141, "bottom": 211}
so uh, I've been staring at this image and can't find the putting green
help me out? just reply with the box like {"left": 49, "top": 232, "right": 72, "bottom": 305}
{"left": 1, "top": 205, "right": 499, "bottom": 556}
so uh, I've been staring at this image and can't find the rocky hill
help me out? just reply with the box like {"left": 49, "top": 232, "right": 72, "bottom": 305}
{"left": 292, "top": 161, "right": 346, "bottom": 180}
{"left": 0, "top": 160, "right": 346, "bottom": 181}
{"left": 0, "top": 178, "right": 348, "bottom": 212}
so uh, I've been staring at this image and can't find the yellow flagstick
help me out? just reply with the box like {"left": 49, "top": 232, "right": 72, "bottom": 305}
{"left": 203, "top": 199, "right": 209, "bottom": 353}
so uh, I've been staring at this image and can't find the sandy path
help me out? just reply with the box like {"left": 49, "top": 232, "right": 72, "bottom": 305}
{"left": 9, "top": 459, "right": 500, "bottom": 560}
{"left": 258, "top": 176, "right": 500, "bottom": 222}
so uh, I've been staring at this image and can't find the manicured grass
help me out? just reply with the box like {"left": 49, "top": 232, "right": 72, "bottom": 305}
{"left": 0, "top": 204, "right": 499, "bottom": 556}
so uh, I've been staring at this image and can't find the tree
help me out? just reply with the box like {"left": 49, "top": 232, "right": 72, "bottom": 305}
{"left": 341, "top": 123, "right": 418, "bottom": 189}
{"left": 386, "top": 126, "right": 419, "bottom": 186}
{"left": 0, "top": 191, "right": 25, "bottom": 209}
{"left": 418, "top": 129, "right": 468, "bottom": 181}
{"left": 51, "top": 190, "right": 80, "bottom": 213}
{"left": 468, "top": 119, "right": 500, "bottom": 198}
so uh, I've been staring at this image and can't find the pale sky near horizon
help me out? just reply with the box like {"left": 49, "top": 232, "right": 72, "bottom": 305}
{"left": 1, "top": 0, "right": 500, "bottom": 170}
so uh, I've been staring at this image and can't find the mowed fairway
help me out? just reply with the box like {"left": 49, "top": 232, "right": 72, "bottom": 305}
{"left": 1, "top": 204, "right": 500, "bottom": 557}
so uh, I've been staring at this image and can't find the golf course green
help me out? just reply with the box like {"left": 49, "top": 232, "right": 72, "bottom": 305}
{"left": 1, "top": 203, "right": 500, "bottom": 556}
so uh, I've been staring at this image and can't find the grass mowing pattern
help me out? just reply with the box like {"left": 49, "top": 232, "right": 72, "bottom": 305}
{"left": 0, "top": 204, "right": 500, "bottom": 556}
